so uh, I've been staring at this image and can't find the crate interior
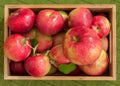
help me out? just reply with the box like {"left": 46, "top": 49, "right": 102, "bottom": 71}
{"left": 4, "top": 5, "right": 115, "bottom": 80}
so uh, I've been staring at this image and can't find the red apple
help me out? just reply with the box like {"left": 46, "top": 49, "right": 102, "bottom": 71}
{"left": 92, "top": 15, "right": 110, "bottom": 38}
{"left": 24, "top": 27, "right": 53, "bottom": 53}
{"left": 36, "top": 9, "right": 64, "bottom": 35}
{"left": 52, "top": 32, "right": 65, "bottom": 46}
{"left": 24, "top": 54, "right": 51, "bottom": 77}
{"left": 49, "top": 44, "right": 70, "bottom": 67}
{"left": 10, "top": 61, "right": 27, "bottom": 75}
{"left": 69, "top": 66, "right": 81, "bottom": 75}
{"left": 8, "top": 8, "right": 35, "bottom": 33}
{"left": 101, "top": 37, "right": 108, "bottom": 51}
{"left": 63, "top": 26, "right": 102, "bottom": 65}
{"left": 79, "top": 50, "right": 108, "bottom": 75}
{"left": 4, "top": 34, "right": 32, "bottom": 62}
{"left": 68, "top": 7, "right": 93, "bottom": 28}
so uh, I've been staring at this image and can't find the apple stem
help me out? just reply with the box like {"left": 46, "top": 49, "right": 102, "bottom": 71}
{"left": 73, "top": 36, "right": 79, "bottom": 42}
{"left": 32, "top": 44, "right": 38, "bottom": 56}
{"left": 25, "top": 38, "right": 33, "bottom": 49}
{"left": 45, "top": 50, "right": 50, "bottom": 57}
{"left": 25, "top": 38, "right": 38, "bottom": 56}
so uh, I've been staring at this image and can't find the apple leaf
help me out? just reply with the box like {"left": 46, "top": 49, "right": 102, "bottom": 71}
{"left": 58, "top": 63, "right": 76, "bottom": 74}
{"left": 30, "top": 39, "right": 38, "bottom": 56}
{"left": 30, "top": 39, "right": 38, "bottom": 48}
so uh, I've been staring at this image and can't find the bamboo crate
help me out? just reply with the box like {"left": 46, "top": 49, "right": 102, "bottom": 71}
{"left": 4, "top": 4, "right": 116, "bottom": 80}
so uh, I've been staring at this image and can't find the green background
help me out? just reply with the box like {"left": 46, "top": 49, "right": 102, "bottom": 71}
{"left": 0, "top": 0, "right": 120, "bottom": 86}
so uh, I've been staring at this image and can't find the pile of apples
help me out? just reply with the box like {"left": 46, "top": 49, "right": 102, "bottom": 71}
{"left": 4, "top": 7, "right": 110, "bottom": 77}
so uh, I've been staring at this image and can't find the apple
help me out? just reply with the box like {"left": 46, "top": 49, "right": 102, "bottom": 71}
{"left": 69, "top": 66, "right": 81, "bottom": 75}
{"left": 79, "top": 50, "right": 108, "bottom": 75}
{"left": 49, "top": 44, "right": 70, "bottom": 67}
{"left": 10, "top": 61, "right": 27, "bottom": 75}
{"left": 63, "top": 26, "right": 102, "bottom": 65}
{"left": 24, "top": 54, "right": 51, "bottom": 77}
{"left": 92, "top": 15, "right": 110, "bottom": 38}
{"left": 58, "top": 11, "right": 68, "bottom": 29}
{"left": 4, "top": 34, "right": 32, "bottom": 62}
{"left": 101, "top": 37, "right": 108, "bottom": 51}
{"left": 24, "top": 27, "right": 53, "bottom": 53}
{"left": 68, "top": 7, "right": 93, "bottom": 28}
{"left": 52, "top": 32, "right": 65, "bottom": 46}
{"left": 36, "top": 9, "right": 64, "bottom": 35}
{"left": 8, "top": 8, "right": 35, "bottom": 33}
{"left": 47, "top": 65, "right": 57, "bottom": 75}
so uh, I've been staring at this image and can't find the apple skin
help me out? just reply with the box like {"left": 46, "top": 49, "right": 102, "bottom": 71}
{"left": 10, "top": 61, "right": 27, "bottom": 75}
{"left": 101, "top": 37, "right": 108, "bottom": 51}
{"left": 49, "top": 44, "right": 70, "bottom": 67}
{"left": 24, "top": 54, "right": 51, "bottom": 77}
{"left": 79, "top": 50, "right": 108, "bottom": 76}
{"left": 4, "top": 34, "right": 32, "bottom": 62}
{"left": 52, "top": 32, "right": 65, "bottom": 46}
{"left": 24, "top": 27, "right": 53, "bottom": 53}
{"left": 8, "top": 8, "right": 35, "bottom": 33}
{"left": 68, "top": 8, "right": 93, "bottom": 28}
{"left": 92, "top": 15, "right": 110, "bottom": 38}
{"left": 63, "top": 26, "right": 102, "bottom": 65}
{"left": 36, "top": 9, "right": 64, "bottom": 35}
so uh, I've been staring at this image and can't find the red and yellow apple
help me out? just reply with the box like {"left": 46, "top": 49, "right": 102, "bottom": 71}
{"left": 8, "top": 8, "right": 35, "bottom": 33}
{"left": 4, "top": 34, "right": 32, "bottom": 62}
{"left": 68, "top": 7, "right": 93, "bottom": 28}
{"left": 36, "top": 9, "right": 64, "bottom": 35}
{"left": 63, "top": 26, "right": 102, "bottom": 65}
{"left": 52, "top": 32, "right": 65, "bottom": 46}
{"left": 24, "top": 54, "right": 51, "bottom": 77}
{"left": 58, "top": 11, "right": 68, "bottom": 29}
{"left": 24, "top": 27, "right": 53, "bottom": 53}
{"left": 92, "top": 15, "right": 110, "bottom": 38}
{"left": 101, "top": 37, "right": 108, "bottom": 51}
{"left": 49, "top": 44, "right": 70, "bottom": 67}
{"left": 79, "top": 50, "right": 108, "bottom": 75}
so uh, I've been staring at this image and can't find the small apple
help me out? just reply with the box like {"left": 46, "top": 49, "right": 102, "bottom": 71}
{"left": 49, "top": 44, "right": 70, "bottom": 67}
{"left": 24, "top": 53, "right": 51, "bottom": 77}
{"left": 52, "top": 32, "right": 65, "bottom": 46}
{"left": 79, "top": 50, "right": 108, "bottom": 76}
{"left": 4, "top": 34, "right": 32, "bottom": 62}
{"left": 92, "top": 15, "right": 110, "bottom": 38}
{"left": 24, "top": 27, "right": 53, "bottom": 53}
{"left": 8, "top": 8, "right": 35, "bottom": 33}
{"left": 63, "top": 26, "right": 102, "bottom": 65}
{"left": 36, "top": 9, "right": 64, "bottom": 35}
{"left": 58, "top": 11, "right": 68, "bottom": 29}
{"left": 10, "top": 61, "right": 27, "bottom": 75}
{"left": 68, "top": 7, "right": 93, "bottom": 28}
{"left": 101, "top": 37, "right": 108, "bottom": 51}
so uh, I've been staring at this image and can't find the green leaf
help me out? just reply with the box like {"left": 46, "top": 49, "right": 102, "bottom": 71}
{"left": 30, "top": 39, "right": 38, "bottom": 56}
{"left": 30, "top": 39, "right": 38, "bottom": 48}
{"left": 58, "top": 63, "right": 77, "bottom": 74}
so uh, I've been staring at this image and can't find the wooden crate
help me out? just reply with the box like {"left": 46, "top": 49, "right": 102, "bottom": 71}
{"left": 4, "top": 4, "right": 116, "bottom": 80}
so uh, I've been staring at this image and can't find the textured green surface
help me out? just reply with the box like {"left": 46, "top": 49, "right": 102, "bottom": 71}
{"left": 0, "top": 0, "right": 120, "bottom": 86}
